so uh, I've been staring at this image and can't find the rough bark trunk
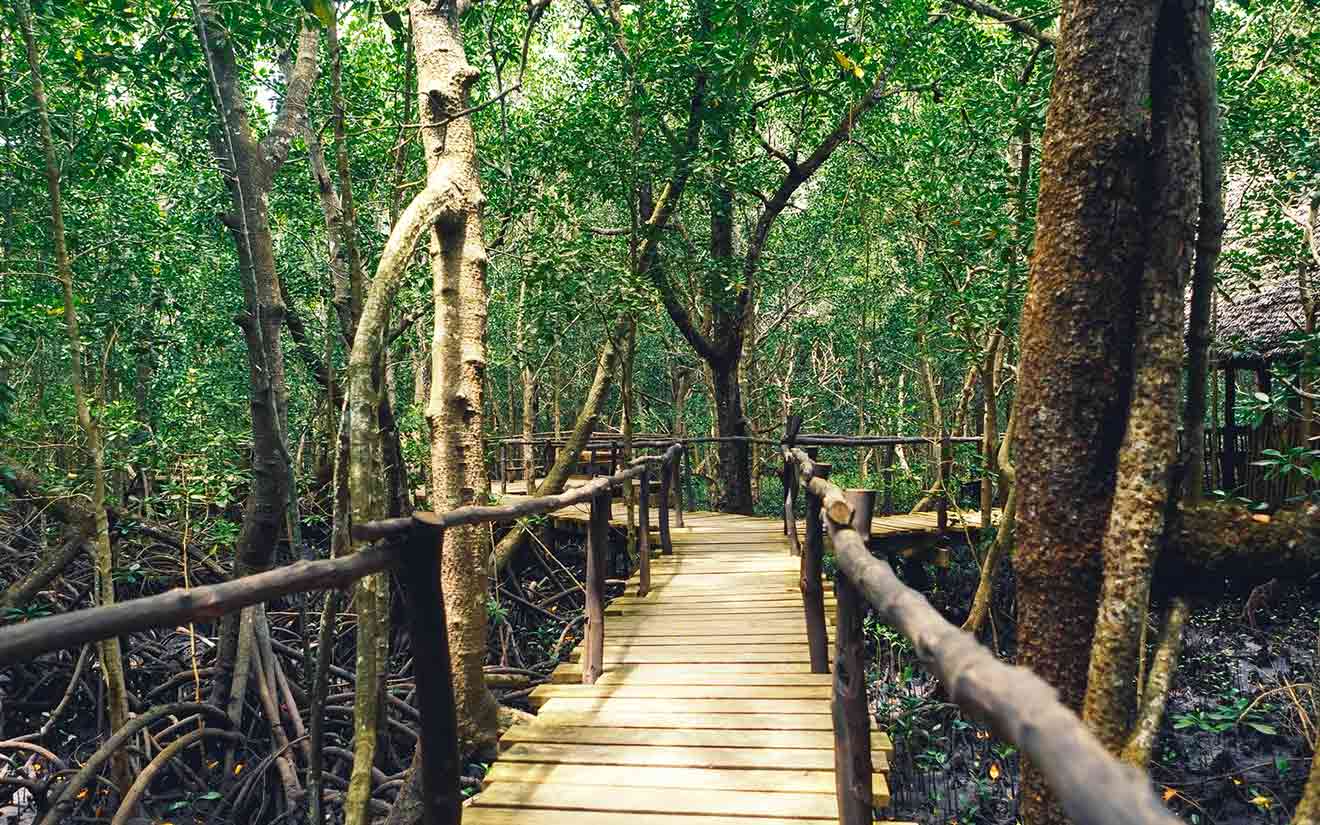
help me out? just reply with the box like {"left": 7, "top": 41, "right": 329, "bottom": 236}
{"left": 1012, "top": 3, "right": 1160, "bottom": 821}
{"left": 711, "top": 360, "right": 754, "bottom": 513}
{"left": 1082, "top": 0, "right": 1201, "bottom": 750}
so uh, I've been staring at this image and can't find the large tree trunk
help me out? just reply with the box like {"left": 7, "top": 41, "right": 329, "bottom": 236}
{"left": 412, "top": 0, "right": 501, "bottom": 757}
{"left": 711, "top": 359, "right": 754, "bottom": 513}
{"left": 1014, "top": 1, "right": 1225, "bottom": 820}
{"left": 1082, "top": 0, "right": 1201, "bottom": 749}
{"left": 1011, "top": 3, "right": 1160, "bottom": 822}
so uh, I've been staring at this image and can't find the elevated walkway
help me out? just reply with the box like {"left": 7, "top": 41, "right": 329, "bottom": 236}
{"left": 466, "top": 508, "right": 923, "bottom": 824}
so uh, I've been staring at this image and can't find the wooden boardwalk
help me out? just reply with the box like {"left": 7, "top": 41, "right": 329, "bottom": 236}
{"left": 466, "top": 507, "right": 917, "bottom": 824}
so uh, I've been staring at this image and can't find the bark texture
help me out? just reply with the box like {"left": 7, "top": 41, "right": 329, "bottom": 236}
{"left": 191, "top": 1, "right": 319, "bottom": 710}
{"left": 1012, "top": 3, "right": 1159, "bottom": 821}
{"left": 1083, "top": 0, "right": 1201, "bottom": 752}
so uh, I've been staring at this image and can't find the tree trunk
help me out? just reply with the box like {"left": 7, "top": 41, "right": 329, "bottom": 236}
{"left": 1011, "top": 3, "right": 1161, "bottom": 822}
{"left": 192, "top": 2, "right": 318, "bottom": 711}
{"left": 412, "top": 0, "right": 500, "bottom": 757}
{"left": 14, "top": 0, "right": 132, "bottom": 790}
{"left": 711, "top": 360, "right": 754, "bottom": 513}
{"left": 1082, "top": 0, "right": 1201, "bottom": 750}
{"left": 490, "top": 322, "right": 629, "bottom": 572}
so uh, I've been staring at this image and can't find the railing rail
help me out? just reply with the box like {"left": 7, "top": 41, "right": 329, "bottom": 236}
{"left": 782, "top": 447, "right": 1183, "bottom": 825}
{"left": 0, "top": 442, "right": 685, "bottom": 825}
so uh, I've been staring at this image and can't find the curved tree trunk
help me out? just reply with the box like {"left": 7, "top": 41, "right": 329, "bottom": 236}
{"left": 412, "top": 0, "right": 501, "bottom": 758}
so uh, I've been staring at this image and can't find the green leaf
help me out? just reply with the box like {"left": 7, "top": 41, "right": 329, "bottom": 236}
{"left": 1247, "top": 722, "right": 1277, "bottom": 735}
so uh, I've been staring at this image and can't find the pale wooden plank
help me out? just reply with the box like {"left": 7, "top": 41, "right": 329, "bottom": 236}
{"left": 464, "top": 806, "right": 838, "bottom": 825}
{"left": 499, "top": 723, "right": 894, "bottom": 753}
{"left": 537, "top": 696, "right": 834, "bottom": 715}
{"left": 497, "top": 741, "right": 889, "bottom": 772}
{"left": 601, "top": 620, "right": 818, "bottom": 633}
{"left": 598, "top": 633, "right": 826, "bottom": 646}
{"left": 470, "top": 780, "right": 840, "bottom": 818}
{"left": 583, "top": 648, "right": 819, "bottom": 665}
{"left": 534, "top": 710, "right": 878, "bottom": 731}
{"left": 592, "top": 667, "right": 834, "bottom": 686}
{"left": 483, "top": 762, "right": 890, "bottom": 807}
{"left": 528, "top": 683, "right": 832, "bottom": 705}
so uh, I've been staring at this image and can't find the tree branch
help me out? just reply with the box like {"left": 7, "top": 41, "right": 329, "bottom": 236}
{"left": 945, "top": 0, "right": 1058, "bottom": 46}
{"left": 260, "top": 25, "right": 321, "bottom": 182}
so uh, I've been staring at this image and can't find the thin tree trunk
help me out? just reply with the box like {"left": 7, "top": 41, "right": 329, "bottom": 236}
{"left": 15, "top": 0, "right": 132, "bottom": 790}
{"left": 490, "top": 322, "right": 629, "bottom": 572}
{"left": 192, "top": 1, "right": 318, "bottom": 711}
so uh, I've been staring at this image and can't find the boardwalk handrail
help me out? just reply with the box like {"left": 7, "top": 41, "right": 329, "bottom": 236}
{"left": 0, "top": 442, "right": 685, "bottom": 825}
{"left": 783, "top": 446, "right": 1182, "bottom": 825}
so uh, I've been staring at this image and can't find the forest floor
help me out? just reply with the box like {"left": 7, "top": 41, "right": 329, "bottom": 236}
{"left": 879, "top": 543, "right": 1318, "bottom": 825}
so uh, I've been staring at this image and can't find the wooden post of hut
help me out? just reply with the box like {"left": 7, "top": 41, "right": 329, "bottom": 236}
{"left": 937, "top": 430, "right": 952, "bottom": 532}
{"left": 1223, "top": 366, "right": 1237, "bottom": 491}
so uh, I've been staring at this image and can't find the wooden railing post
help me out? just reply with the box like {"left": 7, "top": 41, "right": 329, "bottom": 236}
{"left": 659, "top": 453, "right": 674, "bottom": 555}
{"left": 401, "top": 514, "right": 463, "bottom": 825}
{"left": 637, "top": 464, "right": 652, "bottom": 597}
{"left": 836, "top": 490, "right": 875, "bottom": 825}
{"left": 802, "top": 461, "right": 831, "bottom": 674}
{"left": 673, "top": 444, "right": 685, "bottom": 527}
{"left": 785, "top": 458, "right": 800, "bottom": 556}
{"left": 583, "top": 491, "right": 609, "bottom": 684}
{"left": 937, "top": 430, "right": 951, "bottom": 532}
{"left": 499, "top": 442, "right": 509, "bottom": 495}
{"left": 881, "top": 445, "right": 895, "bottom": 514}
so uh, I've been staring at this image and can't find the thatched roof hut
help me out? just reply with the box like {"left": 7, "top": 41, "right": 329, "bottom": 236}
{"left": 1211, "top": 272, "right": 1306, "bottom": 366}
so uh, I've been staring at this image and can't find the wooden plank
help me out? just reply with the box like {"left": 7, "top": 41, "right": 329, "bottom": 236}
{"left": 464, "top": 806, "right": 838, "bottom": 825}
{"left": 608, "top": 602, "right": 834, "bottom": 615}
{"left": 534, "top": 710, "right": 878, "bottom": 731}
{"left": 499, "top": 724, "right": 893, "bottom": 753}
{"left": 483, "top": 762, "right": 890, "bottom": 807}
{"left": 471, "top": 780, "right": 844, "bottom": 818}
{"left": 607, "top": 601, "right": 823, "bottom": 615}
{"left": 528, "top": 683, "right": 833, "bottom": 704}
{"left": 593, "top": 667, "right": 836, "bottom": 686}
{"left": 497, "top": 741, "right": 889, "bottom": 772}
{"left": 601, "top": 621, "right": 820, "bottom": 635}
{"left": 538, "top": 696, "right": 836, "bottom": 715}
{"left": 579, "top": 648, "right": 820, "bottom": 665}
{"left": 600, "top": 633, "right": 827, "bottom": 646}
